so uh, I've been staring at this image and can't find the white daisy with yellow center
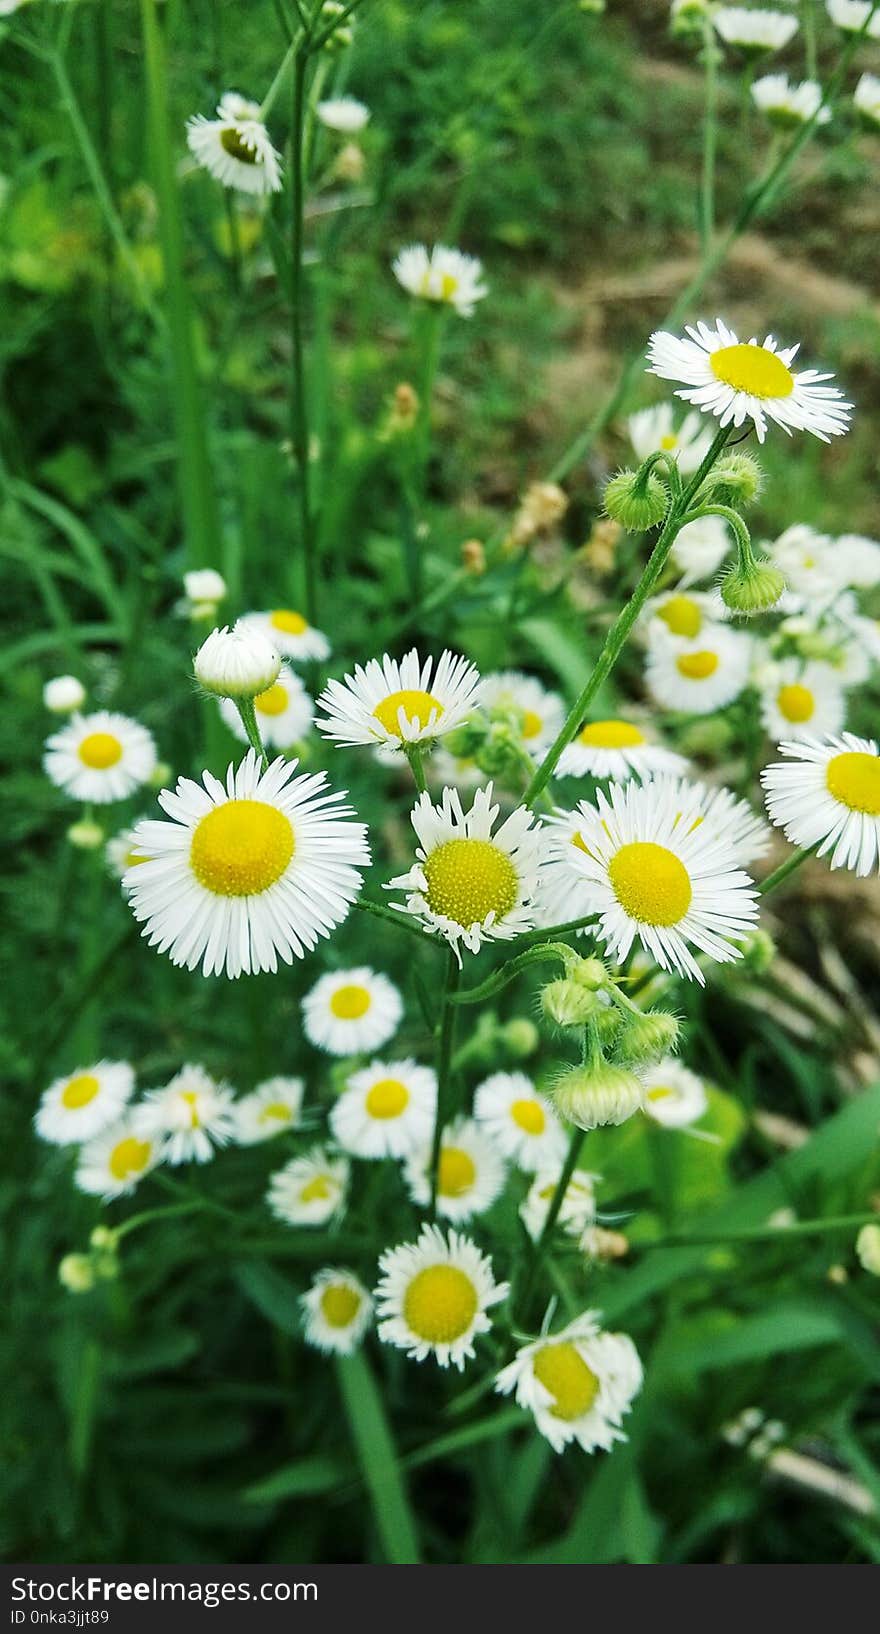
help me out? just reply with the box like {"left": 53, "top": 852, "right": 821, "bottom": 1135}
{"left": 75, "top": 1117, "right": 160, "bottom": 1201}
{"left": 300, "top": 1268, "right": 373, "bottom": 1355}
{"left": 186, "top": 93, "right": 283, "bottom": 196}
{"left": 713, "top": 7, "right": 799, "bottom": 51}
{"left": 769, "top": 524, "right": 844, "bottom": 607}
{"left": 138, "top": 1064, "right": 237, "bottom": 1165}
{"left": 628, "top": 403, "right": 713, "bottom": 474}
{"left": 330, "top": 1058, "right": 437, "bottom": 1160}
{"left": 234, "top": 1077, "right": 304, "bottom": 1145}
{"left": 473, "top": 1071, "right": 568, "bottom": 1172}
{"left": 375, "top": 1224, "right": 509, "bottom": 1370}
{"left": 564, "top": 777, "right": 759, "bottom": 982}
{"left": 123, "top": 751, "right": 369, "bottom": 979}
{"left": 495, "top": 1312, "right": 643, "bottom": 1454}
{"left": 641, "top": 1058, "right": 708, "bottom": 1128}
{"left": 646, "top": 622, "right": 752, "bottom": 715}
{"left": 392, "top": 244, "right": 487, "bottom": 317}
{"left": 44, "top": 710, "right": 157, "bottom": 805}
{"left": 647, "top": 319, "right": 851, "bottom": 443}
{"left": 751, "top": 74, "right": 830, "bottom": 129}
{"left": 268, "top": 1146, "right": 350, "bottom": 1227}
{"left": 316, "top": 647, "right": 482, "bottom": 754}
{"left": 302, "top": 967, "right": 403, "bottom": 1057}
{"left": 759, "top": 659, "right": 846, "bottom": 744}
{"left": 557, "top": 717, "right": 688, "bottom": 783}
{"left": 220, "top": 664, "right": 313, "bottom": 749}
{"left": 762, "top": 731, "right": 880, "bottom": 875}
{"left": 670, "top": 515, "right": 733, "bottom": 587}
{"left": 827, "top": 0, "right": 880, "bottom": 39}
{"left": 241, "top": 609, "right": 331, "bottom": 663}
{"left": 519, "top": 1167, "right": 600, "bottom": 1243}
{"left": 480, "top": 671, "right": 566, "bottom": 759}
{"left": 386, "top": 784, "right": 547, "bottom": 957}
{"left": 35, "top": 1060, "right": 135, "bottom": 1146}
{"left": 404, "top": 1117, "right": 508, "bottom": 1222}
{"left": 643, "top": 588, "right": 727, "bottom": 647}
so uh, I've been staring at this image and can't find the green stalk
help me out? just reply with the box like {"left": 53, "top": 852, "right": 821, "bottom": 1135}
{"left": 335, "top": 1352, "right": 420, "bottom": 1564}
{"left": 699, "top": 17, "right": 719, "bottom": 256}
{"left": 758, "top": 846, "right": 813, "bottom": 897}
{"left": 234, "top": 698, "right": 269, "bottom": 768}
{"left": 404, "top": 742, "right": 427, "bottom": 794}
{"left": 429, "top": 949, "right": 461, "bottom": 1214}
{"left": 354, "top": 898, "right": 432, "bottom": 940}
{"left": 516, "top": 1124, "right": 583, "bottom": 1321}
{"left": 290, "top": 39, "right": 317, "bottom": 618}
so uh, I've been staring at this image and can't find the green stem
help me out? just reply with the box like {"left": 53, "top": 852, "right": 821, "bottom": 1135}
{"left": 758, "top": 846, "right": 813, "bottom": 897}
{"left": 354, "top": 897, "right": 431, "bottom": 940}
{"left": 235, "top": 698, "right": 269, "bottom": 768}
{"left": 802, "top": 0, "right": 817, "bottom": 82}
{"left": 450, "top": 942, "right": 575, "bottom": 1006}
{"left": 404, "top": 742, "right": 427, "bottom": 794}
{"left": 517, "top": 1124, "right": 583, "bottom": 1320}
{"left": 641, "top": 1212, "right": 880, "bottom": 1252}
{"left": 429, "top": 949, "right": 461, "bottom": 1214}
{"left": 113, "top": 1199, "right": 210, "bottom": 1242}
{"left": 260, "top": 33, "right": 300, "bottom": 118}
{"left": 290, "top": 40, "right": 317, "bottom": 618}
{"left": 699, "top": 18, "right": 719, "bottom": 256}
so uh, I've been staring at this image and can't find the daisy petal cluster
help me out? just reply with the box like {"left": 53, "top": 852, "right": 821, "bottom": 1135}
{"left": 404, "top": 1117, "right": 508, "bottom": 1221}
{"left": 302, "top": 967, "right": 403, "bottom": 1056}
{"left": 375, "top": 1224, "right": 509, "bottom": 1369}
{"left": 762, "top": 732, "right": 880, "bottom": 875}
{"left": 473, "top": 1071, "right": 567, "bottom": 1171}
{"left": 44, "top": 711, "right": 157, "bottom": 804}
{"left": 330, "top": 1058, "right": 437, "bottom": 1159}
{"left": 316, "top": 97, "right": 370, "bottom": 133}
{"left": 826, "top": 0, "right": 880, "bottom": 38}
{"left": 392, "top": 244, "right": 487, "bottom": 317}
{"left": 186, "top": 92, "right": 283, "bottom": 196}
{"left": 495, "top": 1313, "right": 643, "bottom": 1454}
{"left": 628, "top": 403, "right": 713, "bottom": 474}
{"left": 35, "top": 1061, "right": 135, "bottom": 1146}
{"left": 316, "top": 647, "right": 482, "bottom": 754}
{"left": 268, "top": 1146, "right": 350, "bottom": 1227}
{"left": 241, "top": 609, "right": 331, "bottom": 664}
{"left": 641, "top": 1058, "right": 709, "bottom": 1127}
{"left": 300, "top": 1268, "right": 373, "bottom": 1354}
{"left": 751, "top": 75, "right": 830, "bottom": 128}
{"left": 713, "top": 7, "right": 800, "bottom": 50}
{"left": 219, "top": 663, "right": 312, "bottom": 747}
{"left": 138, "top": 1064, "right": 237, "bottom": 1165}
{"left": 235, "top": 1077, "right": 304, "bottom": 1145}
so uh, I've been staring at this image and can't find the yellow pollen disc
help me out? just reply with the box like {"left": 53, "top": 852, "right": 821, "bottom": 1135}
{"left": 300, "top": 1176, "right": 332, "bottom": 1203}
{"left": 61, "top": 1073, "right": 100, "bottom": 1110}
{"left": 372, "top": 688, "right": 443, "bottom": 737}
{"left": 777, "top": 683, "right": 815, "bottom": 724}
{"left": 108, "top": 1136, "right": 151, "bottom": 1182}
{"left": 403, "top": 1265, "right": 478, "bottom": 1344}
{"left": 521, "top": 709, "right": 543, "bottom": 740}
{"left": 578, "top": 719, "right": 646, "bottom": 750}
{"left": 826, "top": 751, "right": 880, "bottom": 816}
{"left": 608, "top": 840, "right": 693, "bottom": 926}
{"left": 270, "top": 609, "right": 308, "bottom": 635}
{"left": 219, "top": 126, "right": 259, "bottom": 165}
{"left": 364, "top": 1079, "right": 409, "bottom": 1120}
{"left": 658, "top": 595, "right": 703, "bottom": 640}
{"left": 660, "top": 433, "right": 678, "bottom": 451}
{"left": 320, "top": 1285, "right": 361, "bottom": 1328}
{"left": 676, "top": 650, "right": 719, "bottom": 680}
{"left": 438, "top": 1146, "right": 477, "bottom": 1198}
{"left": 78, "top": 732, "right": 123, "bottom": 770}
{"left": 647, "top": 1085, "right": 675, "bottom": 1102}
{"left": 533, "top": 1342, "right": 600, "bottom": 1422}
{"left": 190, "top": 799, "right": 294, "bottom": 897}
{"left": 423, "top": 838, "right": 518, "bottom": 928}
{"left": 259, "top": 1102, "right": 292, "bottom": 1124}
{"left": 254, "top": 683, "right": 288, "bottom": 717}
{"left": 511, "top": 1098, "right": 546, "bottom": 1136}
{"left": 710, "top": 342, "right": 794, "bottom": 400}
{"left": 329, "top": 984, "right": 372, "bottom": 1020}
{"left": 439, "top": 272, "right": 459, "bottom": 301}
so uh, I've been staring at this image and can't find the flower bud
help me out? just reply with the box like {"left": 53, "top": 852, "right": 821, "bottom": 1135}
{"left": 333, "top": 142, "right": 365, "bottom": 183}
{"left": 503, "top": 1018, "right": 540, "bottom": 1059}
{"left": 183, "top": 568, "right": 226, "bottom": 608}
{"left": 721, "top": 557, "right": 785, "bottom": 616}
{"left": 58, "top": 1253, "right": 95, "bottom": 1294}
{"left": 856, "top": 1223, "right": 880, "bottom": 1276}
{"left": 703, "top": 452, "right": 763, "bottom": 507}
{"left": 541, "top": 980, "right": 603, "bottom": 1030}
{"left": 567, "top": 956, "right": 609, "bottom": 991}
{"left": 44, "top": 675, "right": 86, "bottom": 714}
{"left": 147, "top": 760, "right": 173, "bottom": 790}
{"left": 603, "top": 468, "right": 669, "bottom": 532}
{"left": 67, "top": 818, "right": 105, "bottom": 850}
{"left": 614, "top": 1009, "right": 680, "bottom": 1067}
{"left": 194, "top": 622, "right": 281, "bottom": 700}
{"left": 90, "top": 1226, "right": 118, "bottom": 1251}
{"left": 552, "top": 1060, "right": 644, "bottom": 1130}
{"left": 581, "top": 1224, "right": 629, "bottom": 1261}
{"left": 736, "top": 928, "right": 776, "bottom": 974}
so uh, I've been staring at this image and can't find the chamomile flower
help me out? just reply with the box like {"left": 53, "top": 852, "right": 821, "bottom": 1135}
{"left": 854, "top": 73, "right": 880, "bottom": 128}
{"left": 186, "top": 93, "right": 283, "bottom": 196}
{"left": 300, "top": 1268, "right": 373, "bottom": 1355}
{"left": 670, "top": 515, "right": 733, "bottom": 586}
{"left": 219, "top": 664, "right": 313, "bottom": 748}
{"left": 316, "top": 96, "right": 370, "bottom": 133}
{"left": 627, "top": 403, "right": 713, "bottom": 474}
{"left": 835, "top": 533, "right": 880, "bottom": 590}
{"left": 762, "top": 732, "right": 880, "bottom": 875}
{"left": 330, "top": 1059, "right": 437, "bottom": 1159}
{"left": 519, "top": 1167, "right": 599, "bottom": 1242}
{"left": 647, "top": 319, "right": 851, "bottom": 443}
{"left": 759, "top": 659, "right": 846, "bottom": 742}
{"left": 240, "top": 609, "right": 331, "bottom": 664}
{"left": 643, "top": 588, "right": 727, "bottom": 646}
{"left": 563, "top": 777, "right": 759, "bottom": 982}
{"left": 75, "top": 1118, "right": 160, "bottom": 1201}
{"left": 43, "top": 675, "right": 86, "bottom": 715}
{"left": 35, "top": 1061, "right": 135, "bottom": 1146}
{"left": 316, "top": 648, "right": 482, "bottom": 754}
{"left": 302, "top": 967, "right": 403, "bottom": 1057}
{"left": 44, "top": 711, "right": 157, "bottom": 804}
{"left": 640, "top": 1058, "right": 708, "bottom": 1127}
{"left": 124, "top": 751, "right": 369, "bottom": 979}
{"left": 480, "top": 671, "right": 565, "bottom": 759}
{"left": 392, "top": 244, "right": 487, "bottom": 317}
{"left": 268, "top": 1146, "right": 350, "bottom": 1226}
{"left": 713, "top": 7, "right": 800, "bottom": 51}
{"left": 769, "top": 524, "right": 843, "bottom": 606}
{"left": 556, "top": 718, "right": 688, "bottom": 782}
{"left": 386, "top": 785, "right": 547, "bottom": 957}
{"left": 138, "top": 1065, "right": 237, "bottom": 1164}
{"left": 826, "top": 0, "right": 880, "bottom": 39}
{"left": 234, "top": 1077, "right": 305, "bottom": 1144}
{"left": 404, "top": 1117, "right": 507, "bottom": 1221}
{"left": 495, "top": 1313, "right": 643, "bottom": 1454}
{"left": 473, "top": 1071, "right": 567, "bottom": 1172}
{"left": 375, "top": 1224, "right": 509, "bottom": 1370}
{"left": 646, "top": 624, "right": 752, "bottom": 714}
{"left": 751, "top": 74, "right": 830, "bottom": 127}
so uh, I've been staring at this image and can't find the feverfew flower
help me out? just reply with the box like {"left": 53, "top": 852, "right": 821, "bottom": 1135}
{"left": 75, "top": 1118, "right": 160, "bottom": 1200}
{"left": 759, "top": 659, "right": 846, "bottom": 743}
{"left": 714, "top": 8, "right": 799, "bottom": 51}
{"left": 751, "top": 75, "right": 830, "bottom": 127}
{"left": 234, "top": 1077, "right": 304, "bottom": 1144}
{"left": 194, "top": 623, "right": 281, "bottom": 701}
{"left": 519, "top": 1168, "right": 599, "bottom": 1242}
{"left": 35, "top": 1061, "right": 135, "bottom": 1146}
{"left": 404, "top": 1117, "right": 508, "bottom": 1221}
{"left": 375, "top": 1224, "right": 509, "bottom": 1370}
{"left": 300, "top": 1268, "right": 373, "bottom": 1354}
{"left": 556, "top": 718, "right": 688, "bottom": 783}
{"left": 44, "top": 711, "right": 157, "bottom": 804}
{"left": 241, "top": 609, "right": 331, "bottom": 664}
{"left": 219, "top": 664, "right": 313, "bottom": 748}
{"left": 138, "top": 1064, "right": 237, "bottom": 1164}
{"left": 473, "top": 1071, "right": 568, "bottom": 1172}
{"left": 646, "top": 624, "right": 752, "bottom": 715}
{"left": 628, "top": 403, "right": 713, "bottom": 474}
{"left": 392, "top": 244, "right": 487, "bottom": 317}
{"left": 329, "top": 1059, "right": 437, "bottom": 1159}
{"left": 316, "top": 648, "right": 482, "bottom": 755}
{"left": 43, "top": 675, "right": 86, "bottom": 715}
{"left": 640, "top": 1058, "right": 708, "bottom": 1127}
{"left": 316, "top": 97, "right": 370, "bottom": 133}
{"left": 762, "top": 732, "right": 880, "bottom": 875}
{"left": 186, "top": 92, "right": 283, "bottom": 196}
{"left": 302, "top": 967, "right": 403, "bottom": 1057}
{"left": 183, "top": 569, "right": 227, "bottom": 611}
{"left": 643, "top": 588, "right": 726, "bottom": 646}
{"left": 495, "top": 1313, "right": 643, "bottom": 1454}
{"left": 268, "top": 1146, "right": 350, "bottom": 1227}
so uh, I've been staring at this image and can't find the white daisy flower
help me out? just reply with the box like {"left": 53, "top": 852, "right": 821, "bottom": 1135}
{"left": 315, "top": 647, "right": 482, "bottom": 755}
{"left": 826, "top": 0, "right": 880, "bottom": 38}
{"left": 75, "top": 1117, "right": 161, "bottom": 1201}
{"left": 183, "top": 568, "right": 227, "bottom": 609}
{"left": 316, "top": 96, "right": 370, "bottom": 133}
{"left": 769, "top": 524, "right": 844, "bottom": 606}
{"left": 240, "top": 609, "right": 331, "bottom": 664}
{"left": 375, "top": 1224, "right": 509, "bottom": 1370}
{"left": 300, "top": 1268, "right": 373, "bottom": 1355}
{"left": 123, "top": 751, "right": 369, "bottom": 979}
{"left": 35, "top": 1061, "right": 135, "bottom": 1146}
{"left": 473, "top": 1071, "right": 568, "bottom": 1172}
{"left": 751, "top": 74, "right": 830, "bottom": 127}
{"left": 556, "top": 718, "right": 688, "bottom": 782}
{"left": 392, "top": 244, "right": 488, "bottom": 317}
{"left": 138, "top": 1064, "right": 237, "bottom": 1164}
{"left": 646, "top": 623, "right": 752, "bottom": 714}
{"left": 302, "top": 967, "right": 403, "bottom": 1057}
{"left": 641, "top": 1058, "right": 708, "bottom": 1127}
{"left": 647, "top": 318, "right": 851, "bottom": 443}
{"left": 268, "top": 1145, "right": 350, "bottom": 1227}
{"left": 854, "top": 72, "right": 880, "bottom": 127}
{"left": 495, "top": 1313, "right": 643, "bottom": 1454}
{"left": 480, "top": 670, "right": 565, "bottom": 759}
{"left": 714, "top": 7, "right": 800, "bottom": 50}
{"left": 194, "top": 623, "right": 281, "bottom": 700}
{"left": 219, "top": 664, "right": 313, "bottom": 748}
{"left": 404, "top": 1117, "right": 508, "bottom": 1221}
{"left": 43, "top": 675, "right": 86, "bottom": 715}
{"left": 761, "top": 731, "right": 880, "bottom": 875}
{"left": 44, "top": 711, "right": 157, "bottom": 805}
{"left": 519, "top": 1167, "right": 599, "bottom": 1242}
{"left": 759, "top": 659, "right": 846, "bottom": 743}
{"left": 329, "top": 1058, "right": 437, "bottom": 1160}
{"left": 627, "top": 403, "right": 713, "bottom": 474}
{"left": 835, "top": 533, "right": 880, "bottom": 590}
{"left": 186, "top": 93, "right": 283, "bottom": 196}
{"left": 564, "top": 777, "right": 759, "bottom": 982}
{"left": 234, "top": 1077, "right": 305, "bottom": 1144}
{"left": 670, "top": 517, "right": 732, "bottom": 588}
{"left": 643, "top": 588, "right": 727, "bottom": 646}
{"left": 386, "top": 784, "right": 547, "bottom": 958}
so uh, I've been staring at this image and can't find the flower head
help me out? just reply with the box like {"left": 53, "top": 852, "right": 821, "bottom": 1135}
{"left": 670, "top": 516, "right": 733, "bottom": 586}
{"left": 495, "top": 1313, "right": 643, "bottom": 1453}
{"left": 826, "top": 0, "right": 880, "bottom": 38}
{"left": 186, "top": 93, "right": 282, "bottom": 195}
{"left": 330, "top": 1058, "right": 437, "bottom": 1159}
{"left": 392, "top": 244, "right": 487, "bottom": 317}
{"left": 44, "top": 711, "right": 157, "bottom": 804}
{"left": 240, "top": 609, "right": 331, "bottom": 664}
{"left": 641, "top": 1058, "right": 708, "bottom": 1127}
{"left": 519, "top": 1167, "right": 599, "bottom": 1242}
{"left": 762, "top": 731, "right": 880, "bottom": 875}
{"left": 75, "top": 1118, "right": 161, "bottom": 1200}
{"left": 751, "top": 74, "right": 830, "bottom": 128}
{"left": 138, "top": 1064, "right": 237, "bottom": 1164}
{"left": 316, "top": 96, "right": 370, "bottom": 133}
{"left": 302, "top": 967, "right": 403, "bottom": 1057}
{"left": 628, "top": 403, "right": 714, "bottom": 474}
{"left": 480, "top": 671, "right": 565, "bottom": 760}
{"left": 300, "top": 1268, "right": 373, "bottom": 1354}
{"left": 375, "top": 1224, "right": 509, "bottom": 1369}
{"left": 316, "top": 647, "right": 482, "bottom": 754}
{"left": 405, "top": 1117, "right": 508, "bottom": 1221}
{"left": 268, "top": 1145, "right": 350, "bottom": 1226}
{"left": 473, "top": 1071, "right": 568, "bottom": 1171}
{"left": 646, "top": 623, "right": 752, "bottom": 714}
{"left": 234, "top": 1077, "right": 304, "bottom": 1144}
{"left": 556, "top": 717, "right": 688, "bottom": 783}
{"left": 714, "top": 7, "right": 799, "bottom": 50}
{"left": 194, "top": 623, "right": 281, "bottom": 700}
{"left": 759, "top": 659, "right": 846, "bottom": 743}
{"left": 854, "top": 72, "right": 880, "bottom": 128}
{"left": 35, "top": 1061, "right": 135, "bottom": 1146}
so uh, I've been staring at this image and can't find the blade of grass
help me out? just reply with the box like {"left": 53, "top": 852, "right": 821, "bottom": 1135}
{"left": 334, "top": 1351, "right": 420, "bottom": 1564}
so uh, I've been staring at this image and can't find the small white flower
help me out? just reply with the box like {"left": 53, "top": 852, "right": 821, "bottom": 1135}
{"left": 219, "top": 663, "right": 313, "bottom": 748}
{"left": 186, "top": 93, "right": 283, "bottom": 196}
{"left": 404, "top": 1117, "right": 508, "bottom": 1221}
{"left": 646, "top": 623, "right": 752, "bottom": 715}
{"left": 835, "top": 534, "right": 880, "bottom": 590}
{"left": 234, "top": 1077, "right": 304, "bottom": 1144}
{"left": 268, "top": 1145, "right": 350, "bottom": 1227}
{"left": 240, "top": 609, "right": 331, "bottom": 664}
{"left": 316, "top": 96, "right": 370, "bottom": 133}
{"left": 35, "top": 1061, "right": 135, "bottom": 1146}
{"left": 480, "top": 671, "right": 565, "bottom": 759}
{"left": 854, "top": 72, "right": 880, "bottom": 127}
{"left": 759, "top": 658, "right": 846, "bottom": 743}
{"left": 194, "top": 622, "right": 281, "bottom": 700}
{"left": 714, "top": 7, "right": 800, "bottom": 50}
{"left": 519, "top": 1167, "right": 599, "bottom": 1242}
{"left": 495, "top": 1313, "right": 643, "bottom": 1454}
{"left": 330, "top": 1058, "right": 437, "bottom": 1159}
{"left": 762, "top": 731, "right": 880, "bottom": 875}
{"left": 751, "top": 74, "right": 830, "bottom": 127}
{"left": 183, "top": 569, "right": 227, "bottom": 607}
{"left": 670, "top": 516, "right": 733, "bottom": 586}
{"left": 316, "top": 647, "right": 482, "bottom": 754}
{"left": 556, "top": 717, "right": 688, "bottom": 782}
{"left": 669, "top": 778, "right": 773, "bottom": 866}
{"left": 641, "top": 1058, "right": 708, "bottom": 1127}
{"left": 44, "top": 711, "right": 157, "bottom": 805}
{"left": 769, "top": 524, "right": 844, "bottom": 607}
{"left": 375, "top": 1224, "right": 509, "bottom": 1370}
{"left": 138, "top": 1064, "right": 237, "bottom": 1164}
{"left": 627, "top": 403, "right": 714, "bottom": 475}
{"left": 302, "top": 967, "right": 403, "bottom": 1057}
{"left": 75, "top": 1118, "right": 161, "bottom": 1200}
{"left": 43, "top": 675, "right": 86, "bottom": 714}
{"left": 300, "top": 1268, "right": 373, "bottom": 1354}
{"left": 826, "top": 0, "right": 880, "bottom": 38}
{"left": 473, "top": 1071, "right": 568, "bottom": 1172}
{"left": 392, "top": 244, "right": 487, "bottom": 317}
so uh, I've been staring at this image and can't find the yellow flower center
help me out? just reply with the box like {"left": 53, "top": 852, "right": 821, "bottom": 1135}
{"left": 647, "top": 1084, "right": 675, "bottom": 1102}
{"left": 372, "top": 688, "right": 444, "bottom": 736}
{"left": 826, "top": 751, "right": 880, "bottom": 815}
{"left": 660, "top": 432, "right": 678, "bottom": 451}
{"left": 438, "top": 1146, "right": 477, "bottom": 1198}
{"left": 403, "top": 1265, "right": 478, "bottom": 1344}
{"left": 777, "top": 683, "right": 815, "bottom": 724}
{"left": 676, "top": 650, "right": 719, "bottom": 680}
{"left": 710, "top": 342, "right": 795, "bottom": 400}
{"left": 329, "top": 984, "right": 372, "bottom": 1020}
{"left": 511, "top": 1097, "right": 546, "bottom": 1135}
{"left": 179, "top": 1089, "right": 202, "bottom": 1127}
{"left": 521, "top": 709, "right": 543, "bottom": 740}
{"left": 300, "top": 1175, "right": 332, "bottom": 1203}
{"left": 533, "top": 1342, "right": 600, "bottom": 1422}
{"left": 108, "top": 1136, "right": 152, "bottom": 1183}
{"left": 608, "top": 840, "right": 692, "bottom": 926}
{"left": 364, "top": 1078, "right": 409, "bottom": 1119}
{"left": 254, "top": 683, "right": 288, "bottom": 717}
{"left": 320, "top": 1284, "right": 361, "bottom": 1328}
{"left": 423, "top": 838, "right": 518, "bottom": 928}
{"left": 259, "top": 1101, "right": 293, "bottom": 1124}
{"left": 61, "top": 1073, "right": 100, "bottom": 1110}
{"left": 220, "top": 125, "right": 259, "bottom": 165}
{"left": 439, "top": 272, "right": 459, "bottom": 301}
{"left": 657, "top": 595, "right": 703, "bottom": 640}
{"left": 270, "top": 609, "right": 308, "bottom": 635}
{"left": 578, "top": 719, "right": 646, "bottom": 750}
{"left": 78, "top": 732, "right": 123, "bottom": 770}
{"left": 190, "top": 799, "right": 294, "bottom": 896}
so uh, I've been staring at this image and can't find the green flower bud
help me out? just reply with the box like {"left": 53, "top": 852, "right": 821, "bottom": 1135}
{"left": 721, "top": 556, "right": 785, "bottom": 616}
{"left": 67, "top": 818, "right": 105, "bottom": 850}
{"left": 444, "top": 719, "right": 488, "bottom": 759}
{"left": 552, "top": 1060, "right": 644, "bottom": 1130}
{"left": 702, "top": 452, "right": 763, "bottom": 508}
{"left": 541, "top": 980, "right": 603, "bottom": 1030}
{"left": 614, "top": 1009, "right": 681, "bottom": 1068}
{"left": 89, "top": 1226, "right": 118, "bottom": 1251}
{"left": 58, "top": 1254, "right": 95, "bottom": 1294}
{"left": 603, "top": 468, "right": 669, "bottom": 532}
{"left": 476, "top": 724, "right": 525, "bottom": 780}
{"left": 677, "top": 717, "right": 735, "bottom": 758}
{"left": 856, "top": 1224, "right": 880, "bottom": 1276}
{"left": 735, "top": 928, "right": 776, "bottom": 974}
{"left": 566, "top": 956, "right": 609, "bottom": 991}
{"left": 503, "top": 1018, "right": 540, "bottom": 1059}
